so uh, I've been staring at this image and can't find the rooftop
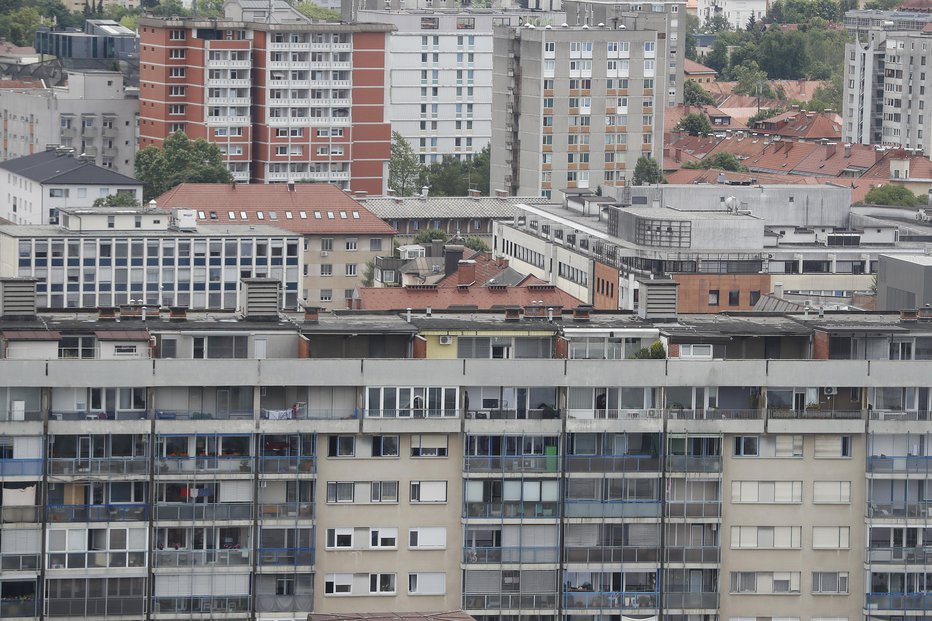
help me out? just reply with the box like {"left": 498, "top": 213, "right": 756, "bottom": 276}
{"left": 0, "top": 149, "right": 141, "bottom": 185}
{"left": 360, "top": 195, "right": 550, "bottom": 219}
{"left": 0, "top": 223, "right": 298, "bottom": 238}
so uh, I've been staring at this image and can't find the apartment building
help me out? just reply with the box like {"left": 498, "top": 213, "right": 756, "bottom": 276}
{"left": 0, "top": 71, "right": 139, "bottom": 175}
{"left": 0, "top": 149, "right": 143, "bottom": 226}
{"left": 34, "top": 20, "right": 139, "bottom": 63}
{"left": 843, "top": 11, "right": 932, "bottom": 155}
{"left": 0, "top": 276, "right": 930, "bottom": 621}
{"left": 137, "top": 0, "right": 392, "bottom": 193}
{"left": 490, "top": 16, "right": 672, "bottom": 198}
{"left": 152, "top": 183, "right": 394, "bottom": 311}
{"left": 0, "top": 206, "right": 302, "bottom": 310}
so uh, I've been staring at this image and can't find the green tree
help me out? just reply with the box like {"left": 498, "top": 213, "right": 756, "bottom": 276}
{"left": 411, "top": 229, "right": 449, "bottom": 245}
{"left": 864, "top": 185, "right": 923, "bottom": 207}
{"left": 423, "top": 147, "right": 491, "bottom": 197}
{"left": 388, "top": 132, "right": 425, "bottom": 197}
{"left": 682, "top": 152, "right": 748, "bottom": 172}
{"left": 464, "top": 237, "right": 490, "bottom": 252}
{"left": 93, "top": 193, "right": 140, "bottom": 207}
{"left": 293, "top": 1, "right": 340, "bottom": 20}
{"left": 632, "top": 156, "right": 664, "bottom": 186}
{"left": 633, "top": 341, "right": 666, "bottom": 359}
{"left": 748, "top": 107, "right": 787, "bottom": 125}
{"left": 684, "top": 79, "right": 716, "bottom": 106}
{"left": 148, "top": 0, "right": 191, "bottom": 17}
{"left": 0, "top": 6, "right": 42, "bottom": 46}
{"left": 135, "top": 131, "right": 233, "bottom": 201}
{"left": 360, "top": 260, "right": 375, "bottom": 287}
{"left": 702, "top": 13, "right": 733, "bottom": 33}
{"left": 675, "top": 112, "right": 713, "bottom": 136}
{"left": 804, "top": 73, "right": 843, "bottom": 113}
{"left": 685, "top": 13, "right": 700, "bottom": 61}
{"left": 732, "top": 61, "right": 775, "bottom": 98}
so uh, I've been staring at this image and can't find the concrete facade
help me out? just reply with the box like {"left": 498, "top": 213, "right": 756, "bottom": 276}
{"left": 877, "top": 254, "right": 932, "bottom": 310}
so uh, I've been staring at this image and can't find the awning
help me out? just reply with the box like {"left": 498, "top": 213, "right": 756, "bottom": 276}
{"left": 94, "top": 330, "right": 151, "bottom": 341}
{"left": 1, "top": 330, "right": 61, "bottom": 341}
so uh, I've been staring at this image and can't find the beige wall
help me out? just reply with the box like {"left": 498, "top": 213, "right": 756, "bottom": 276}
{"left": 303, "top": 233, "right": 392, "bottom": 310}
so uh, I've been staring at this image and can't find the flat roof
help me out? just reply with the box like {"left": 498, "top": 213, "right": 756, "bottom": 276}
{"left": 0, "top": 223, "right": 299, "bottom": 238}
{"left": 881, "top": 254, "right": 932, "bottom": 266}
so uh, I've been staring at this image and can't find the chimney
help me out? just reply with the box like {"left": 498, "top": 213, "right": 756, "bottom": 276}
{"left": 573, "top": 305, "right": 592, "bottom": 321}
{"left": 675, "top": 148, "right": 682, "bottom": 163}
{"left": 494, "top": 189, "right": 508, "bottom": 198}
{"left": 663, "top": 145, "right": 670, "bottom": 159}
{"left": 430, "top": 238, "right": 444, "bottom": 258}
{"left": 919, "top": 306, "right": 932, "bottom": 321}
{"left": 287, "top": 181, "right": 296, "bottom": 192}
{"left": 304, "top": 305, "right": 320, "bottom": 323}
{"left": 504, "top": 306, "right": 522, "bottom": 321}
{"left": 773, "top": 282, "right": 784, "bottom": 299}
{"left": 98, "top": 306, "right": 117, "bottom": 321}
{"left": 240, "top": 278, "right": 282, "bottom": 321}
{"left": 636, "top": 278, "right": 679, "bottom": 320}
{"left": 457, "top": 259, "right": 477, "bottom": 285}
{"left": 826, "top": 142, "right": 836, "bottom": 158}
{"left": 524, "top": 305, "right": 548, "bottom": 319}
{"left": 121, "top": 304, "right": 142, "bottom": 319}
{"left": 901, "top": 309, "right": 919, "bottom": 322}
{"left": 386, "top": 188, "right": 396, "bottom": 197}
{"left": 844, "top": 143, "right": 852, "bottom": 158}
{"left": 443, "top": 244, "right": 465, "bottom": 276}
{"left": 0, "top": 278, "right": 38, "bottom": 320}
{"left": 468, "top": 188, "right": 481, "bottom": 199}
{"left": 169, "top": 306, "right": 188, "bottom": 322}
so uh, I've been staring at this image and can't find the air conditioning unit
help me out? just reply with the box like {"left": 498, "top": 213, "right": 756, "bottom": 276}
{"left": 320, "top": 250, "right": 329, "bottom": 257}
{"left": 823, "top": 387, "right": 838, "bottom": 395}
{"left": 439, "top": 335, "right": 454, "bottom": 345}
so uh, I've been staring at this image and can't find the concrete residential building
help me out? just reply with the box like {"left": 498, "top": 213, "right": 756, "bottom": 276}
{"left": 35, "top": 20, "right": 139, "bottom": 62}
{"left": 152, "top": 183, "right": 395, "bottom": 311}
{"left": 490, "top": 16, "right": 671, "bottom": 198}
{"left": 695, "top": 0, "right": 767, "bottom": 30}
{"left": 0, "top": 207, "right": 302, "bottom": 310}
{"left": 0, "top": 274, "right": 929, "bottom": 621}
{"left": 137, "top": 0, "right": 392, "bottom": 192}
{"left": 0, "top": 149, "right": 143, "bottom": 225}
{"left": 0, "top": 71, "right": 139, "bottom": 174}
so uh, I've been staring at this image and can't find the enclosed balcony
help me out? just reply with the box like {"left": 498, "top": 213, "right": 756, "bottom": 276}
{"left": 565, "top": 432, "right": 660, "bottom": 473}
{"left": 869, "top": 432, "right": 932, "bottom": 474}
{"left": 666, "top": 435, "right": 722, "bottom": 473}
{"left": 152, "top": 385, "right": 254, "bottom": 420}
{"left": 0, "top": 581, "right": 36, "bottom": 618}
{"left": 564, "top": 523, "right": 660, "bottom": 564}
{"left": 666, "top": 479, "right": 721, "bottom": 519}
{"left": 257, "top": 526, "right": 314, "bottom": 566}
{"left": 0, "top": 436, "right": 42, "bottom": 477}
{"left": 48, "top": 434, "right": 148, "bottom": 477}
{"left": 155, "top": 481, "right": 253, "bottom": 521}
{"left": 465, "top": 435, "right": 560, "bottom": 473}
{"left": 565, "top": 478, "right": 661, "bottom": 518}
{"left": 365, "top": 386, "right": 459, "bottom": 418}
{"left": 258, "top": 480, "right": 314, "bottom": 520}
{"left": 51, "top": 386, "right": 148, "bottom": 421}
{"left": 151, "top": 595, "right": 250, "bottom": 615}
{"left": 464, "top": 386, "right": 559, "bottom": 420}
{"left": 464, "top": 479, "right": 560, "bottom": 518}
{"left": 47, "top": 525, "right": 147, "bottom": 569}
{"left": 259, "top": 434, "right": 315, "bottom": 474}
{"left": 259, "top": 386, "right": 356, "bottom": 419}
{"left": 869, "top": 479, "right": 932, "bottom": 519}
{"left": 464, "top": 524, "right": 559, "bottom": 563}
{"left": 0, "top": 387, "right": 41, "bottom": 421}
{"left": 563, "top": 571, "right": 658, "bottom": 610}
{"left": 45, "top": 576, "right": 146, "bottom": 617}
{"left": 664, "top": 569, "right": 719, "bottom": 609}
{"left": 153, "top": 526, "right": 251, "bottom": 567}
{"left": 255, "top": 574, "right": 313, "bottom": 612}
{"left": 566, "top": 386, "right": 658, "bottom": 420}
{"left": 155, "top": 435, "right": 253, "bottom": 474}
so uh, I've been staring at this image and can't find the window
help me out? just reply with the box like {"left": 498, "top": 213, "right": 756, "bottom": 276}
{"left": 814, "top": 435, "right": 851, "bottom": 458}
{"left": 371, "top": 435, "right": 399, "bottom": 457}
{"left": 408, "top": 527, "right": 446, "bottom": 549}
{"left": 345, "top": 238, "right": 357, "bottom": 251}
{"left": 730, "top": 571, "right": 800, "bottom": 594}
{"left": 370, "top": 573, "right": 396, "bottom": 594}
{"left": 679, "top": 344, "right": 713, "bottom": 359}
{"left": 731, "top": 480, "right": 802, "bottom": 503}
{"left": 812, "top": 572, "right": 848, "bottom": 594}
{"left": 708, "top": 289, "right": 719, "bottom": 306}
{"left": 326, "top": 528, "right": 353, "bottom": 549}
{"left": 370, "top": 238, "right": 383, "bottom": 251}
{"left": 169, "top": 29, "right": 185, "bottom": 40}
{"left": 326, "top": 482, "right": 355, "bottom": 503}
{"left": 370, "top": 528, "right": 398, "bottom": 548}
{"left": 345, "top": 264, "right": 357, "bottom": 276}
{"left": 325, "top": 574, "right": 352, "bottom": 594}
{"left": 49, "top": 188, "right": 69, "bottom": 198}
{"left": 411, "top": 434, "right": 448, "bottom": 458}
{"left": 169, "top": 49, "right": 186, "bottom": 59}
{"left": 728, "top": 290, "right": 740, "bottom": 306}
{"left": 370, "top": 481, "right": 399, "bottom": 503}
{"left": 320, "top": 264, "right": 332, "bottom": 277}
{"left": 408, "top": 572, "right": 446, "bottom": 595}
{"left": 320, "top": 289, "right": 332, "bottom": 302}
{"left": 169, "top": 67, "right": 186, "bottom": 78}
{"left": 321, "top": 238, "right": 333, "bottom": 251}
{"left": 730, "top": 526, "right": 801, "bottom": 549}
{"left": 812, "top": 526, "right": 850, "bottom": 549}
{"left": 812, "top": 481, "right": 851, "bottom": 504}
{"left": 733, "top": 436, "right": 758, "bottom": 456}
{"left": 410, "top": 481, "right": 447, "bottom": 503}
{"left": 169, "top": 86, "right": 186, "bottom": 97}
{"left": 327, "top": 435, "right": 354, "bottom": 457}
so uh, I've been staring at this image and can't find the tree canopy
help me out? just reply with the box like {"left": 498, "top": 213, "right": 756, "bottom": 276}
{"left": 632, "top": 156, "right": 664, "bottom": 186}
{"left": 293, "top": 1, "right": 340, "bottom": 20}
{"left": 674, "top": 113, "right": 713, "bottom": 137}
{"left": 135, "top": 131, "right": 233, "bottom": 201}
{"left": 424, "top": 147, "right": 490, "bottom": 197}
{"left": 388, "top": 132, "right": 424, "bottom": 197}
{"left": 863, "top": 185, "right": 924, "bottom": 207}
{"left": 682, "top": 152, "right": 748, "bottom": 172}
{"left": 684, "top": 79, "right": 716, "bottom": 106}
{"left": 93, "top": 193, "right": 140, "bottom": 208}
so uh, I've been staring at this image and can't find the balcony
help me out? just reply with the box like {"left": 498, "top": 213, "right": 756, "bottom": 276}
{"left": 564, "top": 500, "right": 661, "bottom": 518}
{"left": 869, "top": 502, "right": 932, "bottom": 519}
{"left": 667, "top": 409, "right": 762, "bottom": 420}
{"left": 269, "top": 42, "right": 310, "bottom": 50}
{"left": 155, "top": 409, "right": 253, "bottom": 420}
{"left": 563, "top": 546, "right": 659, "bottom": 564}
{"left": 566, "top": 408, "right": 661, "bottom": 420}
{"left": 665, "top": 455, "right": 722, "bottom": 473}
{"left": 866, "top": 592, "right": 932, "bottom": 610}
{"left": 48, "top": 550, "right": 145, "bottom": 569}
{"left": 1, "top": 553, "right": 40, "bottom": 571}
{"left": 464, "top": 546, "right": 559, "bottom": 564}
{"left": 0, "top": 459, "right": 42, "bottom": 476}
{"left": 155, "top": 503, "right": 252, "bottom": 521}
{"left": 206, "top": 78, "right": 251, "bottom": 87}
{"left": 258, "top": 456, "right": 315, "bottom": 474}
{"left": 255, "top": 593, "right": 313, "bottom": 612}
{"left": 48, "top": 458, "right": 148, "bottom": 476}
{"left": 0, "top": 410, "right": 42, "bottom": 422}
{"left": 51, "top": 410, "right": 148, "bottom": 421}
{"left": 1, "top": 506, "right": 40, "bottom": 523}
{"left": 665, "top": 501, "right": 721, "bottom": 519}
{"left": 463, "top": 593, "right": 557, "bottom": 610}
{"left": 465, "top": 408, "right": 561, "bottom": 420}
{"left": 768, "top": 409, "right": 863, "bottom": 419}
{"left": 563, "top": 591, "right": 658, "bottom": 610}
{"left": 206, "top": 116, "right": 251, "bottom": 126}
{"left": 869, "top": 410, "right": 932, "bottom": 421}
{"left": 258, "top": 502, "right": 314, "bottom": 520}
{"left": 256, "top": 547, "right": 315, "bottom": 566}
{"left": 664, "top": 546, "right": 721, "bottom": 563}
{"left": 869, "top": 455, "right": 932, "bottom": 474}
{"left": 565, "top": 454, "right": 660, "bottom": 473}
{"left": 102, "top": 127, "right": 117, "bottom": 139}
{"left": 869, "top": 546, "right": 932, "bottom": 563}
{"left": 152, "top": 595, "right": 249, "bottom": 614}
{"left": 664, "top": 592, "right": 719, "bottom": 609}
{"left": 156, "top": 456, "right": 254, "bottom": 475}
{"left": 464, "top": 456, "right": 560, "bottom": 474}
{"left": 153, "top": 548, "right": 250, "bottom": 567}
{"left": 364, "top": 408, "right": 458, "bottom": 419}
{"left": 464, "top": 501, "right": 559, "bottom": 519}
{"left": 47, "top": 504, "right": 147, "bottom": 523}
{"left": 46, "top": 597, "right": 144, "bottom": 617}
{"left": 0, "top": 598, "right": 36, "bottom": 617}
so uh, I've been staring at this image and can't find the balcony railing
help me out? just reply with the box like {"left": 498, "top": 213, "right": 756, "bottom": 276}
{"left": 1, "top": 505, "right": 40, "bottom": 523}
{"left": 48, "top": 550, "right": 146, "bottom": 569}
{"left": 665, "top": 501, "right": 722, "bottom": 518}
{"left": 47, "top": 504, "right": 147, "bottom": 522}
{"left": 1, "top": 553, "right": 40, "bottom": 571}
{"left": 466, "top": 408, "right": 560, "bottom": 420}
{"left": 566, "top": 408, "right": 661, "bottom": 420}
{"left": 155, "top": 410, "right": 253, "bottom": 420}
{"left": 154, "top": 502, "right": 252, "bottom": 521}
{"left": 153, "top": 548, "right": 251, "bottom": 567}
{"left": 464, "top": 501, "right": 559, "bottom": 518}
{"left": 665, "top": 455, "right": 722, "bottom": 473}
{"left": 564, "top": 546, "right": 659, "bottom": 564}
{"left": 664, "top": 592, "right": 720, "bottom": 609}
{"left": 259, "top": 456, "right": 315, "bottom": 474}
{"left": 46, "top": 596, "right": 144, "bottom": 617}
{"left": 768, "top": 409, "right": 863, "bottom": 419}
{"left": 869, "top": 546, "right": 932, "bottom": 564}
{"left": 0, "top": 458, "right": 43, "bottom": 476}
{"left": 261, "top": 407, "right": 356, "bottom": 420}
{"left": 0, "top": 410, "right": 42, "bottom": 422}
{"left": 463, "top": 593, "right": 558, "bottom": 610}
{"left": 565, "top": 455, "right": 660, "bottom": 473}
{"left": 464, "top": 546, "right": 559, "bottom": 563}
{"left": 869, "top": 502, "right": 932, "bottom": 519}
{"left": 668, "top": 409, "right": 762, "bottom": 420}
{"left": 256, "top": 547, "right": 315, "bottom": 565}
{"left": 1, "top": 599, "right": 36, "bottom": 617}
{"left": 866, "top": 592, "right": 932, "bottom": 610}
{"left": 563, "top": 591, "right": 658, "bottom": 609}
{"left": 869, "top": 455, "right": 932, "bottom": 474}
{"left": 48, "top": 458, "right": 148, "bottom": 476}
{"left": 255, "top": 593, "right": 314, "bottom": 613}
{"left": 50, "top": 410, "right": 148, "bottom": 421}
{"left": 869, "top": 410, "right": 932, "bottom": 421}
{"left": 564, "top": 500, "right": 661, "bottom": 518}
{"left": 464, "top": 456, "right": 560, "bottom": 473}
{"left": 664, "top": 545, "right": 721, "bottom": 563}
{"left": 152, "top": 595, "right": 250, "bottom": 614}
{"left": 258, "top": 502, "right": 314, "bottom": 519}
{"left": 156, "top": 456, "right": 254, "bottom": 474}
{"left": 364, "top": 409, "right": 458, "bottom": 418}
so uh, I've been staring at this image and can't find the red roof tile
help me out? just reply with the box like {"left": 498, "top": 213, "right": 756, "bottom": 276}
{"left": 665, "top": 167, "right": 824, "bottom": 185}
{"left": 0, "top": 79, "right": 43, "bottom": 88}
{"left": 434, "top": 251, "right": 512, "bottom": 287}
{"left": 753, "top": 111, "right": 841, "bottom": 140}
{"left": 742, "top": 141, "right": 820, "bottom": 173}
{"left": 792, "top": 143, "right": 881, "bottom": 177}
{"left": 154, "top": 183, "right": 396, "bottom": 235}
{"left": 684, "top": 59, "right": 717, "bottom": 76}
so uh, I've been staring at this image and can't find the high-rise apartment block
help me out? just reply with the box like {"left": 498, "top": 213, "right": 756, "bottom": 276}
{"left": 138, "top": 0, "right": 392, "bottom": 193}
{"left": 843, "top": 10, "right": 932, "bottom": 155}
{"left": 0, "top": 71, "right": 139, "bottom": 175}
{"left": 0, "top": 275, "right": 929, "bottom": 621}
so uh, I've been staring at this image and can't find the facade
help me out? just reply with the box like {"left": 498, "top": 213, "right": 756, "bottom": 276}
{"left": 137, "top": 0, "right": 392, "bottom": 192}
{"left": 843, "top": 14, "right": 932, "bottom": 155}
{"left": 877, "top": 254, "right": 932, "bottom": 310}
{"left": 152, "top": 183, "right": 395, "bottom": 311}
{"left": 490, "top": 11, "right": 676, "bottom": 198}
{"left": 695, "top": 0, "right": 767, "bottom": 30}
{"left": 0, "top": 276, "right": 931, "bottom": 621}
{"left": 34, "top": 20, "right": 139, "bottom": 62}
{"left": 0, "top": 208, "right": 302, "bottom": 310}
{"left": 0, "top": 71, "right": 139, "bottom": 175}
{"left": 0, "top": 149, "right": 143, "bottom": 226}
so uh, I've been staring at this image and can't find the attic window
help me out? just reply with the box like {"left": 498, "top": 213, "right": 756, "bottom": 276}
{"left": 269, "top": 211, "right": 278, "bottom": 220}
{"left": 352, "top": 211, "right": 360, "bottom": 219}
{"left": 209, "top": 211, "right": 218, "bottom": 220}
{"left": 198, "top": 211, "right": 206, "bottom": 219}
{"left": 327, "top": 211, "right": 335, "bottom": 219}
{"left": 240, "top": 212, "right": 248, "bottom": 220}
{"left": 299, "top": 211, "right": 307, "bottom": 218}
{"left": 257, "top": 212, "right": 265, "bottom": 220}
{"left": 339, "top": 211, "right": 347, "bottom": 219}
{"left": 285, "top": 212, "right": 293, "bottom": 219}
{"left": 314, "top": 211, "right": 321, "bottom": 219}
{"left": 228, "top": 211, "right": 236, "bottom": 219}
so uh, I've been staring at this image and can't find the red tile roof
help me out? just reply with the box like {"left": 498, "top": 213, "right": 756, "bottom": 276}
{"left": 0, "top": 79, "right": 43, "bottom": 88}
{"left": 434, "top": 251, "right": 511, "bottom": 287}
{"left": 860, "top": 149, "right": 932, "bottom": 183}
{"left": 665, "top": 167, "right": 825, "bottom": 185}
{"left": 154, "top": 183, "right": 396, "bottom": 235}
{"left": 742, "top": 141, "right": 820, "bottom": 173}
{"left": 684, "top": 59, "right": 717, "bottom": 76}
{"left": 792, "top": 143, "right": 881, "bottom": 177}
{"left": 753, "top": 111, "right": 841, "bottom": 140}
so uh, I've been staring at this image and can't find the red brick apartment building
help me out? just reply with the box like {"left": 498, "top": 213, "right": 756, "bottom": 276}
{"left": 138, "top": 14, "right": 392, "bottom": 194}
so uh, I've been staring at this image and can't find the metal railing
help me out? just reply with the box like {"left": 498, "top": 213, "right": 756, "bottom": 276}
{"left": 47, "top": 504, "right": 147, "bottom": 522}
{"left": 255, "top": 594, "right": 314, "bottom": 613}
{"left": 866, "top": 592, "right": 932, "bottom": 610}
{"left": 46, "top": 596, "right": 144, "bottom": 616}
{"left": 153, "top": 548, "right": 250, "bottom": 567}
{"left": 154, "top": 502, "right": 252, "bottom": 521}
{"left": 152, "top": 595, "right": 250, "bottom": 614}
{"left": 665, "top": 455, "right": 722, "bottom": 473}
{"left": 463, "top": 546, "right": 559, "bottom": 563}
{"left": 464, "top": 456, "right": 561, "bottom": 473}
{"left": 0, "top": 553, "right": 40, "bottom": 571}
{"left": 869, "top": 410, "right": 932, "bottom": 421}
{"left": 156, "top": 456, "right": 254, "bottom": 474}
{"left": 564, "top": 546, "right": 659, "bottom": 564}
{"left": 48, "top": 458, "right": 148, "bottom": 476}
{"left": 665, "top": 501, "right": 722, "bottom": 518}
{"left": 668, "top": 409, "right": 762, "bottom": 420}
{"left": 258, "top": 502, "right": 314, "bottom": 519}
{"left": 258, "top": 456, "right": 315, "bottom": 474}
{"left": 768, "top": 409, "right": 863, "bottom": 419}
{"left": 664, "top": 546, "right": 721, "bottom": 563}
{"left": 868, "top": 546, "right": 932, "bottom": 564}
{"left": 466, "top": 408, "right": 560, "bottom": 420}
{"left": 464, "top": 501, "right": 559, "bottom": 519}
{"left": 256, "top": 547, "right": 315, "bottom": 565}
{"left": 564, "top": 500, "right": 661, "bottom": 518}
{"left": 869, "top": 455, "right": 932, "bottom": 473}
{"left": 154, "top": 410, "right": 253, "bottom": 420}
{"left": 0, "top": 505, "right": 40, "bottom": 523}
{"left": 563, "top": 591, "right": 658, "bottom": 609}
{"left": 565, "top": 455, "right": 660, "bottom": 473}
{"left": 48, "top": 550, "right": 145, "bottom": 569}
{"left": 462, "top": 593, "right": 558, "bottom": 610}
{"left": 365, "top": 409, "right": 458, "bottom": 418}
{"left": 663, "top": 592, "right": 720, "bottom": 609}
{"left": 0, "top": 458, "right": 43, "bottom": 476}
{"left": 0, "top": 410, "right": 42, "bottom": 422}
{"left": 566, "top": 408, "right": 661, "bottom": 420}
{"left": 50, "top": 410, "right": 148, "bottom": 421}
{"left": 1, "top": 599, "right": 37, "bottom": 617}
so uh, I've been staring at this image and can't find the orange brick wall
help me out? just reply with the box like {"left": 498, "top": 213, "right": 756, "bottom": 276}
{"left": 672, "top": 273, "right": 772, "bottom": 313}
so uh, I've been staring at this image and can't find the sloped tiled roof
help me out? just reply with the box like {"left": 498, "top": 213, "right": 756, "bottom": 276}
{"left": 434, "top": 251, "right": 513, "bottom": 287}
{"left": 792, "top": 143, "right": 881, "bottom": 177}
{"left": 742, "top": 141, "right": 820, "bottom": 173}
{"left": 684, "top": 59, "right": 717, "bottom": 76}
{"left": 664, "top": 168, "right": 824, "bottom": 186}
{"left": 0, "top": 150, "right": 140, "bottom": 185}
{"left": 753, "top": 111, "right": 842, "bottom": 140}
{"left": 154, "top": 183, "right": 396, "bottom": 235}
{"left": 360, "top": 196, "right": 546, "bottom": 219}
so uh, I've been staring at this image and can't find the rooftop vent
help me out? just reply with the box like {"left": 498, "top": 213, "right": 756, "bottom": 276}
{"left": 0, "top": 278, "right": 37, "bottom": 320}
{"left": 240, "top": 278, "right": 282, "bottom": 321}
{"left": 636, "top": 278, "right": 679, "bottom": 320}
